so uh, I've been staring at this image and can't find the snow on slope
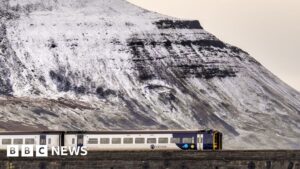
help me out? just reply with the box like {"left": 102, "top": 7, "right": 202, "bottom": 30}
{"left": 0, "top": 0, "right": 299, "bottom": 149}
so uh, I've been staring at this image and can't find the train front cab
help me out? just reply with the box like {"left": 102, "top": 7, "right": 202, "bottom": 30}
{"left": 201, "top": 130, "right": 222, "bottom": 151}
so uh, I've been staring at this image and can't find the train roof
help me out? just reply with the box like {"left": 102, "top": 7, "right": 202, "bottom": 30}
{"left": 0, "top": 129, "right": 219, "bottom": 135}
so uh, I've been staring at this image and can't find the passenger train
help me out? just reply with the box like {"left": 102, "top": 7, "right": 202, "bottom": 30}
{"left": 0, "top": 130, "right": 222, "bottom": 151}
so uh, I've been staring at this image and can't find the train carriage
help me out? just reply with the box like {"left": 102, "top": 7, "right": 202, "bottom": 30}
{"left": 0, "top": 131, "right": 61, "bottom": 150}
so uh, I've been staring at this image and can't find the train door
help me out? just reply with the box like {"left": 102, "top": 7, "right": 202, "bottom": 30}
{"left": 213, "top": 131, "right": 222, "bottom": 150}
{"left": 77, "top": 134, "right": 84, "bottom": 147}
{"left": 197, "top": 134, "right": 203, "bottom": 150}
{"left": 219, "top": 133, "right": 222, "bottom": 150}
{"left": 40, "top": 135, "right": 46, "bottom": 145}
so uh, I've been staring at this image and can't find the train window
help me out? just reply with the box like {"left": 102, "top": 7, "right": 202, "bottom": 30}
{"left": 158, "top": 138, "right": 168, "bottom": 144}
{"left": 135, "top": 138, "right": 145, "bottom": 144}
{"left": 123, "top": 138, "right": 133, "bottom": 144}
{"left": 100, "top": 138, "right": 110, "bottom": 144}
{"left": 203, "top": 133, "right": 213, "bottom": 144}
{"left": 25, "top": 138, "right": 35, "bottom": 144}
{"left": 182, "top": 137, "right": 193, "bottom": 143}
{"left": 112, "top": 138, "right": 121, "bottom": 144}
{"left": 48, "top": 138, "right": 51, "bottom": 144}
{"left": 198, "top": 137, "right": 202, "bottom": 143}
{"left": 72, "top": 138, "right": 75, "bottom": 144}
{"left": 147, "top": 138, "right": 156, "bottom": 144}
{"left": 13, "top": 139, "right": 23, "bottom": 145}
{"left": 170, "top": 138, "right": 180, "bottom": 143}
{"left": 2, "top": 139, "right": 12, "bottom": 145}
{"left": 88, "top": 138, "right": 98, "bottom": 144}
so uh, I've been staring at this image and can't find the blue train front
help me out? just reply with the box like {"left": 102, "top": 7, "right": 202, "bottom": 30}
{"left": 172, "top": 129, "right": 222, "bottom": 150}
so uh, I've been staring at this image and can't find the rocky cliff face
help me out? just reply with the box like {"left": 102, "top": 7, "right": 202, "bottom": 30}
{"left": 0, "top": 0, "right": 299, "bottom": 149}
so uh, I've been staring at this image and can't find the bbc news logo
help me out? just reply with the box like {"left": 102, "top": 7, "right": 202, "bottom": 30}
{"left": 7, "top": 145, "right": 88, "bottom": 157}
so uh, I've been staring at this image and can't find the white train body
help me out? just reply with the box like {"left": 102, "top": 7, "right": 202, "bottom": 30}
{"left": 66, "top": 133, "right": 182, "bottom": 151}
{"left": 0, "top": 130, "right": 222, "bottom": 151}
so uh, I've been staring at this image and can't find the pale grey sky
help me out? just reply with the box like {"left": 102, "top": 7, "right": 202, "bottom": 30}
{"left": 128, "top": 0, "right": 300, "bottom": 91}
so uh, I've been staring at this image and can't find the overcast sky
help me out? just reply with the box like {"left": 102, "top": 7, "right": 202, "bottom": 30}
{"left": 128, "top": 0, "right": 300, "bottom": 91}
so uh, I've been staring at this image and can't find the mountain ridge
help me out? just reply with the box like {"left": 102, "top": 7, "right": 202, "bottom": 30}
{"left": 0, "top": 0, "right": 299, "bottom": 149}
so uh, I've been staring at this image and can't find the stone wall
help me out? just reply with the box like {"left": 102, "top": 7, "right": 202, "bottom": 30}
{"left": 0, "top": 150, "right": 299, "bottom": 169}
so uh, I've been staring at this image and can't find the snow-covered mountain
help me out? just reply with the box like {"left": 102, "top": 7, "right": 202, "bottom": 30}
{"left": 0, "top": 0, "right": 299, "bottom": 149}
